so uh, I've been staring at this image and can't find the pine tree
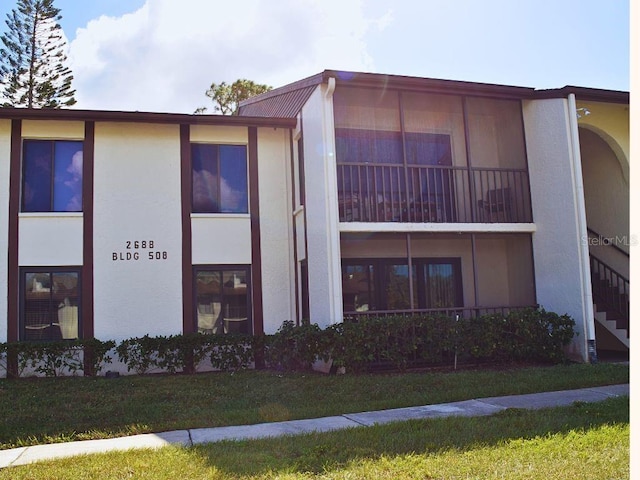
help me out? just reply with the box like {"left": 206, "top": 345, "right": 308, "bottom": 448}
{"left": 0, "top": 0, "right": 76, "bottom": 108}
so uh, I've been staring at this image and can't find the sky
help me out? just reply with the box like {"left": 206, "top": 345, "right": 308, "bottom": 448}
{"left": 0, "top": 0, "right": 630, "bottom": 114}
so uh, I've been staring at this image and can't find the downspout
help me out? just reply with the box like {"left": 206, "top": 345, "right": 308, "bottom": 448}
{"left": 322, "top": 77, "right": 342, "bottom": 323}
{"left": 567, "top": 93, "right": 596, "bottom": 363}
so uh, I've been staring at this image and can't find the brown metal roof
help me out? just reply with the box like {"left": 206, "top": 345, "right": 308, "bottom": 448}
{"left": 238, "top": 85, "right": 317, "bottom": 118}
{"left": 0, "top": 107, "right": 296, "bottom": 128}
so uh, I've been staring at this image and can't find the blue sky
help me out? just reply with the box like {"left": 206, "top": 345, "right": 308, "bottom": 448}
{"left": 0, "top": 0, "right": 630, "bottom": 113}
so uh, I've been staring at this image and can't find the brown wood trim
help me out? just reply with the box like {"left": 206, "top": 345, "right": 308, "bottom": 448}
{"left": 0, "top": 108, "right": 296, "bottom": 128}
{"left": 248, "top": 127, "right": 264, "bottom": 335}
{"left": 299, "top": 114, "right": 311, "bottom": 322}
{"left": 82, "top": 121, "right": 95, "bottom": 339}
{"left": 180, "top": 124, "right": 194, "bottom": 334}
{"left": 7, "top": 120, "right": 21, "bottom": 342}
{"left": 288, "top": 130, "right": 300, "bottom": 325}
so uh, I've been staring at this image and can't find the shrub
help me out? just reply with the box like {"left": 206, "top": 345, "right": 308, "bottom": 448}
{"left": 1, "top": 307, "right": 576, "bottom": 378}
{"left": 264, "top": 321, "right": 324, "bottom": 371}
{"left": 115, "top": 335, "right": 163, "bottom": 374}
{"left": 210, "top": 334, "right": 254, "bottom": 371}
{"left": 81, "top": 338, "right": 116, "bottom": 376}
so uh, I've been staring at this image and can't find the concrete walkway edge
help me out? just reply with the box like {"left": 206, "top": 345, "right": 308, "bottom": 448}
{"left": 0, "top": 384, "right": 629, "bottom": 469}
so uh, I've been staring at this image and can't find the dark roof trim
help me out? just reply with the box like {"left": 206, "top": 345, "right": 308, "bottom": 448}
{"left": 242, "top": 70, "right": 630, "bottom": 111}
{"left": 534, "top": 86, "right": 629, "bottom": 104}
{"left": 0, "top": 107, "right": 296, "bottom": 128}
{"left": 321, "top": 70, "right": 536, "bottom": 99}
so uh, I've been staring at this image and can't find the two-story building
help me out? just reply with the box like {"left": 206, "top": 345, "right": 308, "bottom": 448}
{"left": 239, "top": 70, "right": 629, "bottom": 362}
{"left": 0, "top": 70, "right": 628, "bottom": 367}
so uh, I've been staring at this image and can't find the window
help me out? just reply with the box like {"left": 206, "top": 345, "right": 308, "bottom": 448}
{"left": 194, "top": 266, "right": 251, "bottom": 334}
{"left": 192, "top": 144, "right": 248, "bottom": 213}
{"left": 342, "top": 258, "right": 462, "bottom": 312}
{"left": 21, "top": 268, "right": 81, "bottom": 341}
{"left": 22, "top": 140, "right": 83, "bottom": 212}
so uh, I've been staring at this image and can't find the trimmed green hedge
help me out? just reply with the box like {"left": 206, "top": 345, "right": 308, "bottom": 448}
{"left": 0, "top": 308, "right": 575, "bottom": 377}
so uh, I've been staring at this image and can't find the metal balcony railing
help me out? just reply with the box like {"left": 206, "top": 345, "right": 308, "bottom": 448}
{"left": 337, "top": 163, "right": 532, "bottom": 223}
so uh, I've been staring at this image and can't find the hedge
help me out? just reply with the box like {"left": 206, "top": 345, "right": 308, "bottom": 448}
{"left": 0, "top": 307, "right": 575, "bottom": 378}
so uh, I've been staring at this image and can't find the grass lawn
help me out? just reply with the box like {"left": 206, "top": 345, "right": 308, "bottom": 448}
{"left": 0, "top": 362, "right": 628, "bottom": 450}
{"left": 0, "top": 396, "right": 629, "bottom": 479}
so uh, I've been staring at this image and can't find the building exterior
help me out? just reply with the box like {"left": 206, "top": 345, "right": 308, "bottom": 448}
{"left": 0, "top": 70, "right": 629, "bottom": 366}
{"left": 239, "top": 71, "right": 629, "bottom": 362}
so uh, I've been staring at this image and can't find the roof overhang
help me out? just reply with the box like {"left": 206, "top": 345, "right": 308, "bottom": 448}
{"left": 0, "top": 107, "right": 296, "bottom": 128}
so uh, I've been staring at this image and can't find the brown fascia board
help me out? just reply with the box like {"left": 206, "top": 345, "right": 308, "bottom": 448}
{"left": 534, "top": 86, "right": 629, "bottom": 104}
{"left": 0, "top": 107, "right": 296, "bottom": 128}
{"left": 240, "top": 70, "right": 539, "bottom": 110}
{"left": 321, "top": 70, "right": 536, "bottom": 99}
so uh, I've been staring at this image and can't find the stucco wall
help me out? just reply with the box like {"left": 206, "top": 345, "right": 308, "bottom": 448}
{"left": 19, "top": 215, "right": 83, "bottom": 265}
{"left": 191, "top": 216, "right": 251, "bottom": 264}
{"left": 93, "top": 122, "right": 183, "bottom": 341}
{"left": 576, "top": 101, "right": 629, "bottom": 175}
{"left": 301, "top": 84, "right": 342, "bottom": 327}
{"left": 0, "top": 120, "right": 11, "bottom": 343}
{"left": 523, "top": 98, "right": 590, "bottom": 361}
{"left": 257, "top": 127, "right": 295, "bottom": 333}
{"left": 580, "top": 127, "right": 629, "bottom": 277}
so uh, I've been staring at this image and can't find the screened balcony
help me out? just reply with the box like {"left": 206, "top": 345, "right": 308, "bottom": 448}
{"left": 334, "top": 87, "right": 533, "bottom": 224}
{"left": 340, "top": 232, "right": 537, "bottom": 319}
{"left": 337, "top": 163, "right": 532, "bottom": 223}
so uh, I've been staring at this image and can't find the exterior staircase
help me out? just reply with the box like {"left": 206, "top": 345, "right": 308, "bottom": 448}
{"left": 588, "top": 230, "right": 629, "bottom": 349}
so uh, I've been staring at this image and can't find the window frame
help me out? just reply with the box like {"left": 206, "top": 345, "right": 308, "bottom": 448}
{"left": 190, "top": 142, "right": 249, "bottom": 214}
{"left": 341, "top": 257, "right": 463, "bottom": 312}
{"left": 193, "top": 265, "right": 252, "bottom": 335}
{"left": 19, "top": 266, "right": 82, "bottom": 342}
{"left": 21, "top": 139, "right": 84, "bottom": 213}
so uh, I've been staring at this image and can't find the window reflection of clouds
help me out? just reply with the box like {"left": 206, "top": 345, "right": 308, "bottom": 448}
{"left": 54, "top": 145, "right": 83, "bottom": 212}
{"left": 192, "top": 144, "right": 247, "bottom": 213}
{"left": 23, "top": 140, "right": 83, "bottom": 212}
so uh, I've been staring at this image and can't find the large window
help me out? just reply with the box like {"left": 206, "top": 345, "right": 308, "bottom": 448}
{"left": 21, "top": 268, "right": 81, "bottom": 341}
{"left": 342, "top": 258, "right": 462, "bottom": 313}
{"left": 22, "top": 140, "right": 83, "bottom": 212}
{"left": 191, "top": 144, "right": 248, "bottom": 213}
{"left": 194, "top": 266, "right": 251, "bottom": 334}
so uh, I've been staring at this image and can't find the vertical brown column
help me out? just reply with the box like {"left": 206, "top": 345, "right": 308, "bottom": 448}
{"left": 81, "top": 122, "right": 96, "bottom": 375}
{"left": 82, "top": 121, "right": 95, "bottom": 340}
{"left": 248, "top": 127, "right": 264, "bottom": 336}
{"left": 7, "top": 120, "right": 21, "bottom": 344}
{"left": 180, "top": 124, "right": 193, "bottom": 335}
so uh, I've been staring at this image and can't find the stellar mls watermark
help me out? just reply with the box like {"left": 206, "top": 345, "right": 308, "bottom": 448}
{"left": 583, "top": 234, "right": 637, "bottom": 248}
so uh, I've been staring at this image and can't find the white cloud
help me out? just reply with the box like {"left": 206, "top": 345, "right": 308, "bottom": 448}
{"left": 68, "top": 0, "right": 389, "bottom": 113}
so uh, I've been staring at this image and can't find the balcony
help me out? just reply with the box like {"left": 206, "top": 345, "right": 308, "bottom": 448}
{"left": 337, "top": 163, "right": 532, "bottom": 224}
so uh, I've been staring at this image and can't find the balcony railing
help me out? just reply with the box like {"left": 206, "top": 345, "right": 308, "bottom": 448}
{"left": 337, "top": 163, "right": 532, "bottom": 223}
{"left": 344, "top": 305, "right": 535, "bottom": 321}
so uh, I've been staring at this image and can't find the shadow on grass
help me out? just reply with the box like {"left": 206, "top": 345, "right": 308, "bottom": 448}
{"left": 189, "top": 396, "right": 629, "bottom": 477}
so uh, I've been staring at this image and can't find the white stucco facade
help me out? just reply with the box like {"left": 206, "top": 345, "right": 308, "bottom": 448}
{"left": 0, "top": 120, "right": 11, "bottom": 343}
{"left": 93, "top": 122, "right": 184, "bottom": 341}
{"left": 300, "top": 83, "right": 343, "bottom": 328}
{"left": 523, "top": 98, "right": 593, "bottom": 360}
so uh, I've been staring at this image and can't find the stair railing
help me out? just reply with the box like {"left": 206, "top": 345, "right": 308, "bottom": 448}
{"left": 589, "top": 254, "right": 629, "bottom": 328}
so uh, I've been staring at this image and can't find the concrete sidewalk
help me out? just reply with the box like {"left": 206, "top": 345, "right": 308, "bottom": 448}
{"left": 0, "top": 384, "right": 629, "bottom": 469}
